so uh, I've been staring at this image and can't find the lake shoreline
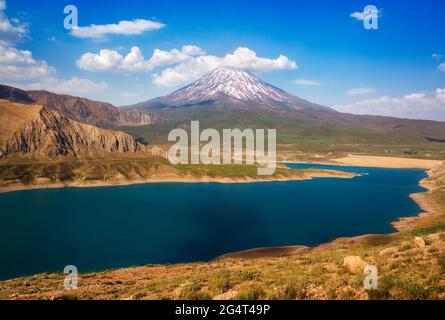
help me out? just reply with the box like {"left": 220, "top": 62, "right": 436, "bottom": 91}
{"left": 0, "top": 170, "right": 355, "bottom": 194}
{"left": 0, "top": 159, "right": 441, "bottom": 283}
{"left": 218, "top": 166, "right": 439, "bottom": 260}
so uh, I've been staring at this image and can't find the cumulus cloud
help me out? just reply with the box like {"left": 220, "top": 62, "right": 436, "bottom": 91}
{"left": 149, "top": 45, "right": 205, "bottom": 66}
{"left": 76, "top": 49, "right": 124, "bottom": 72}
{"left": 347, "top": 87, "right": 375, "bottom": 96}
{"left": 70, "top": 19, "right": 165, "bottom": 39}
{"left": 432, "top": 53, "right": 443, "bottom": 60}
{"left": 77, "top": 45, "right": 297, "bottom": 87}
{"left": 222, "top": 47, "right": 297, "bottom": 72}
{"left": 0, "top": 0, "right": 28, "bottom": 43}
{"left": 292, "top": 79, "right": 321, "bottom": 86}
{"left": 153, "top": 47, "right": 298, "bottom": 87}
{"left": 0, "top": 42, "right": 106, "bottom": 95}
{"left": 0, "top": 42, "right": 55, "bottom": 80}
{"left": 153, "top": 54, "right": 221, "bottom": 86}
{"left": 439, "top": 63, "right": 445, "bottom": 72}
{"left": 77, "top": 45, "right": 204, "bottom": 72}
{"left": 334, "top": 89, "right": 445, "bottom": 121}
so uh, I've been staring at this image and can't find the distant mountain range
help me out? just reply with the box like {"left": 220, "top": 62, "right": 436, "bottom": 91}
{"left": 0, "top": 84, "right": 154, "bottom": 129}
{"left": 1, "top": 66, "right": 445, "bottom": 160}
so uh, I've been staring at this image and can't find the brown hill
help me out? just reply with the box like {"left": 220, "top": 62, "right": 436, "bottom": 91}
{"left": 0, "top": 100, "right": 145, "bottom": 158}
{"left": 0, "top": 84, "right": 153, "bottom": 129}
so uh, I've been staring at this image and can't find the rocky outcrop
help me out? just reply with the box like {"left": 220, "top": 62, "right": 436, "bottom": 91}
{"left": 343, "top": 256, "right": 368, "bottom": 274}
{"left": 413, "top": 237, "right": 426, "bottom": 248}
{"left": 427, "top": 161, "right": 445, "bottom": 188}
{"left": 0, "top": 100, "right": 145, "bottom": 158}
{"left": 119, "top": 109, "right": 153, "bottom": 127}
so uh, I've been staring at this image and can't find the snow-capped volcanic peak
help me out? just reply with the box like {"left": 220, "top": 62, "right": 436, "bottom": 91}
{"left": 167, "top": 66, "right": 293, "bottom": 104}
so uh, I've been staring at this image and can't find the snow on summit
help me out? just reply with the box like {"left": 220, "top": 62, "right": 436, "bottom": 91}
{"left": 166, "top": 66, "right": 294, "bottom": 104}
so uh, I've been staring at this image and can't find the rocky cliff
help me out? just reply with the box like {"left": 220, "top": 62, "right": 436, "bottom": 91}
{"left": 427, "top": 161, "right": 445, "bottom": 189}
{"left": 0, "top": 100, "right": 145, "bottom": 158}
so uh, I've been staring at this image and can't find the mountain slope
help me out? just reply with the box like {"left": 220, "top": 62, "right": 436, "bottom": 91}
{"left": 129, "top": 66, "right": 331, "bottom": 113}
{"left": 0, "top": 84, "right": 153, "bottom": 129}
{"left": 0, "top": 100, "right": 145, "bottom": 158}
{"left": 0, "top": 85, "right": 35, "bottom": 104}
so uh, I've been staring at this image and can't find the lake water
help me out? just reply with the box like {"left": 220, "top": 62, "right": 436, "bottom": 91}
{"left": 0, "top": 163, "right": 427, "bottom": 280}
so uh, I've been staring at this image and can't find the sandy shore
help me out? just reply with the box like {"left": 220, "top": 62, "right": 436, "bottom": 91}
{"left": 330, "top": 155, "right": 441, "bottom": 169}
{"left": 282, "top": 155, "right": 442, "bottom": 169}
{"left": 0, "top": 170, "right": 355, "bottom": 194}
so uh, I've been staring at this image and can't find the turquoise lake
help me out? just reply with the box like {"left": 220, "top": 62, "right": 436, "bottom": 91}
{"left": 0, "top": 163, "right": 427, "bottom": 280}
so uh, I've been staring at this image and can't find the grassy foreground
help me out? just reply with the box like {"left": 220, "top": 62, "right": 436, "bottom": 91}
{"left": 0, "top": 163, "right": 444, "bottom": 300}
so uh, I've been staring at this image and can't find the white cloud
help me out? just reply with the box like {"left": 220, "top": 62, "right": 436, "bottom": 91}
{"left": 76, "top": 49, "right": 124, "bottom": 72}
{"left": 404, "top": 93, "right": 426, "bottom": 100}
{"left": 70, "top": 19, "right": 165, "bottom": 39}
{"left": 153, "top": 55, "right": 221, "bottom": 86}
{"left": 0, "top": 42, "right": 106, "bottom": 95}
{"left": 432, "top": 53, "right": 443, "bottom": 60}
{"left": 292, "top": 79, "right": 321, "bottom": 86}
{"left": 153, "top": 47, "right": 298, "bottom": 87}
{"left": 347, "top": 87, "right": 375, "bottom": 96}
{"left": 0, "top": 0, "right": 28, "bottom": 43}
{"left": 334, "top": 89, "right": 445, "bottom": 121}
{"left": 77, "top": 46, "right": 297, "bottom": 87}
{"left": 222, "top": 47, "right": 297, "bottom": 72}
{"left": 149, "top": 45, "right": 205, "bottom": 66}
{"left": 0, "top": 42, "right": 55, "bottom": 81}
{"left": 439, "top": 63, "right": 445, "bottom": 72}
{"left": 77, "top": 45, "right": 205, "bottom": 72}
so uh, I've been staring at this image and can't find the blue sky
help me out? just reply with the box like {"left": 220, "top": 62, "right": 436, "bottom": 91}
{"left": 1, "top": 0, "right": 444, "bottom": 120}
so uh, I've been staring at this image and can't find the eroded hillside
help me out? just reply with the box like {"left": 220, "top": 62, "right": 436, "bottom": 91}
{"left": 0, "top": 100, "right": 145, "bottom": 158}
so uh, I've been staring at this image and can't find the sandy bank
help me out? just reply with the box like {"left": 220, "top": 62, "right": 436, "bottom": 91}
{"left": 282, "top": 155, "right": 441, "bottom": 169}
{"left": 331, "top": 155, "right": 441, "bottom": 169}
